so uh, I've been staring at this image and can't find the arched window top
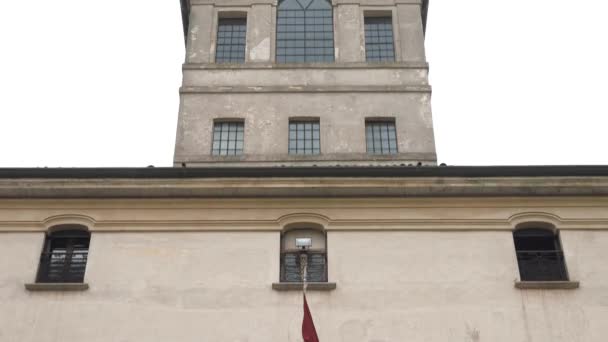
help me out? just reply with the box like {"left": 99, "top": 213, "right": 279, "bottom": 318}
{"left": 513, "top": 227, "right": 555, "bottom": 238}
{"left": 279, "top": 0, "right": 332, "bottom": 10}
{"left": 48, "top": 224, "right": 90, "bottom": 237}
{"left": 513, "top": 227, "right": 561, "bottom": 251}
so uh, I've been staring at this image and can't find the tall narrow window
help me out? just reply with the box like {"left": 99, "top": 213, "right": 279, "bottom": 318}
{"left": 216, "top": 18, "right": 247, "bottom": 63}
{"left": 276, "top": 0, "right": 334, "bottom": 63}
{"left": 366, "top": 120, "right": 398, "bottom": 155}
{"left": 212, "top": 121, "right": 244, "bottom": 156}
{"left": 289, "top": 120, "right": 320, "bottom": 155}
{"left": 514, "top": 228, "right": 568, "bottom": 281}
{"left": 364, "top": 16, "right": 395, "bottom": 62}
{"left": 280, "top": 229, "right": 327, "bottom": 283}
{"left": 36, "top": 228, "right": 90, "bottom": 283}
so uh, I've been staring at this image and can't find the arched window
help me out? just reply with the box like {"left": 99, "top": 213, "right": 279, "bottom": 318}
{"left": 280, "top": 228, "right": 327, "bottom": 282}
{"left": 276, "top": 0, "right": 334, "bottom": 63}
{"left": 513, "top": 228, "right": 568, "bottom": 281}
{"left": 36, "top": 226, "right": 90, "bottom": 283}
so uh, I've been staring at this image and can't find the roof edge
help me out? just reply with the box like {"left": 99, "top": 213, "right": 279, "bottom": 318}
{"left": 1, "top": 165, "right": 608, "bottom": 179}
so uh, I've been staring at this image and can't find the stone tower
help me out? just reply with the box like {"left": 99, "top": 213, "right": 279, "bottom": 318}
{"left": 174, "top": 0, "right": 435, "bottom": 167}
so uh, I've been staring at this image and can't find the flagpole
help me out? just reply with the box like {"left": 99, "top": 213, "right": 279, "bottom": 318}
{"left": 301, "top": 253, "right": 308, "bottom": 294}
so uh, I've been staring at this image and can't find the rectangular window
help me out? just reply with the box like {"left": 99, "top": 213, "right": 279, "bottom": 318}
{"left": 276, "top": 0, "right": 335, "bottom": 63}
{"left": 212, "top": 121, "right": 244, "bottom": 156}
{"left": 364, "top": 16, "right": 395, "bottom": 62}
{"left": 289, "top": 120, "right": 320, "bottom": 155}
{"left": 366, "top": 120, "right": 398, "bottom": 154}
{"left": 216, "top": 18, "right": 247, "bottom": 63}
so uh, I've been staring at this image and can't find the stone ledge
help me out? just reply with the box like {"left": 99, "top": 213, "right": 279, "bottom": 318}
{"left": 515, "top": 281, "right": 579, "bottom": 290}
{"left": 180, "top": 85, "right": 432, "bottom": 94}
{"left": 25, "top": 283, "right": 89, "bottom": 291}
{"left": 183, "top": 61, "right": 429, "bottom": 70}
{"left": 272, "top": 282, "right": 337, "bottom": 291}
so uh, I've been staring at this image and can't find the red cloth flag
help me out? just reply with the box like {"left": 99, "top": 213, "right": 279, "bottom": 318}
{"left": 302, "top": 294, "right": 320, "bottom": 342}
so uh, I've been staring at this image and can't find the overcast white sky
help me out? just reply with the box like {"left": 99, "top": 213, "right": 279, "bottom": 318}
{"left": 0, "top": 0, "right": 606, "bottom": 167}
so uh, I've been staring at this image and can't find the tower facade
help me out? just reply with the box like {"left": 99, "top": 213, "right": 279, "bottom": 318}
{"left": 174, "top": 0, "right": 435, "bottom": 167}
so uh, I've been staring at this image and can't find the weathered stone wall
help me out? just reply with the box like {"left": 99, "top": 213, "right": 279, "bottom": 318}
{"left": 174, "top": 0, "right": 436, "bottom": 166}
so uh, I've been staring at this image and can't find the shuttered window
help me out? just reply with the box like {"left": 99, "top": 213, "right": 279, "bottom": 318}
{"left": 514, "top": 228, "right": 568, "bottom": 281}
{"left": 36, "top": 229, "right": 90, "bottom": 283}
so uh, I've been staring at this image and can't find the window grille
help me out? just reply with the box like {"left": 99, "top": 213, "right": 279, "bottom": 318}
{"left": 280, "top": 252, "right": 327, "bottom": 282}
{"left": 276, "top": 0, "right": 334, "bottom": 63}
{"left": 36, "top": 229, "right": 90, "bottom": 283}
{"left": 289, "top": 120, "right": 320, "bottom": 155}
{"left": 216, "top": 18, "right": 247, "bottom": 63}
{"left": 364, "top": 16, "right": 395, "bottom": 62}
{"left": 514, "top": 228, "right": 569, "bottom": 281}
{"left": 366, "top": 121, "right": 398, "bottom": 155}
{"left": 212, "top": 121, "right": 244, "bottom": 156}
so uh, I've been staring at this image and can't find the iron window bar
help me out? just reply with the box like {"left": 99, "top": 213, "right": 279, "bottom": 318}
{"left": 280, "top": 251, "right": 327, "bottom": 282}
{"left": 516, "top": 250, "right": 568, "bottom": 281}
{"left": 36, "top": 250, "right": 89, "bottom": 283}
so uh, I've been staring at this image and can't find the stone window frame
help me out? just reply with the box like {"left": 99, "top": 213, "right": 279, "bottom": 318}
{"left": 211, "top": 9, "right": 250, "bottom": 64}
{"left": 359, "top": 8, "right": 402, "bottom": 62}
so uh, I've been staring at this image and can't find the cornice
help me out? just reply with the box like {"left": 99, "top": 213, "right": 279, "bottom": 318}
{"left": 0, "top": 176, "right": 608, "bottom": 198}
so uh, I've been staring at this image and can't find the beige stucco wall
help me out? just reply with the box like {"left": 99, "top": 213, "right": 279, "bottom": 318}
{"left": 1, "top": 229, "right": 608, "bottom": 341}
{"left": 1, "top": 196, "right": 608, "bottom": 341}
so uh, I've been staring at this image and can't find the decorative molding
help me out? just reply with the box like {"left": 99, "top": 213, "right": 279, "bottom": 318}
{"left": 508, "top": 212, "right": 562, "bottom": 231}
{"left": 42, "top": 214, "right": 96, "bottom": 231}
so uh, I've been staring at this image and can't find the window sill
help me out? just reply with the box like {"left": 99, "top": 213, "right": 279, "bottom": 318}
{"left": 515, "top": 281, "right": 579, "bottom": 290}
{"left": 25, "top": 283, "right": 89, "bottom": 291}
{"left": 272, "top": 282, "right": 336, "bottom": 291}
